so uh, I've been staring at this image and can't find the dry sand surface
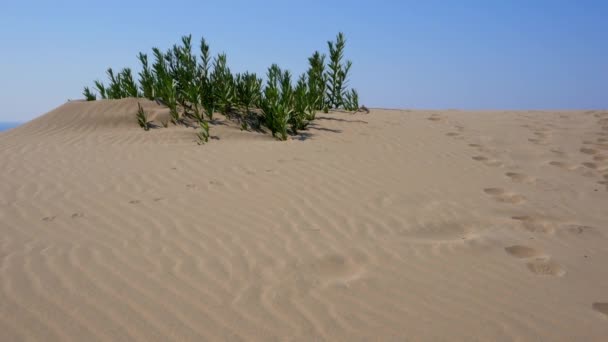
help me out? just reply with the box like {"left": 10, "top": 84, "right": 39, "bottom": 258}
{"left": 1, "top": 98, "right": 608, "bottom": 341}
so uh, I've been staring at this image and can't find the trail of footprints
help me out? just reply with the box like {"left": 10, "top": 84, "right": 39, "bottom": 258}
{"left": 434, "top": 113, "right": 603, "bottom": 303}
{"left": 483, "top": 188, "right": 526, "bottom": 204}
{"left": 541, "top": 111, "right": 608, "bottom": 191}
{"left": 580, "top": 111, "right": 608, "bottom": 191}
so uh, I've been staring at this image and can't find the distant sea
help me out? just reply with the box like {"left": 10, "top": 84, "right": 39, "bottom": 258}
{"left": 0, "top": 122, "right": 22, "bottom": 132}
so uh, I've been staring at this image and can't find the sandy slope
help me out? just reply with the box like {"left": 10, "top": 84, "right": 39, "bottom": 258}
{"left": 1, "top": 98, "right": 607, "bottom": 341}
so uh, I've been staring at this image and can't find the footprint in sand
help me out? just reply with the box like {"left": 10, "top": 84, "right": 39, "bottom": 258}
{"left": 593, "top": 155, "right": 608, "bottom": 162}
{"left": 592, "top": 302, "right": 608, "bottom": 317}
{"left": 528, "top": 138, "right": 547, "bottom": 145}
{"left": 526, "top": 258, "right": 566, "bottom": 276}
{"left": 446, "top": 132, "right": 460, "bottom": 137}
{"left": 505, "top": 245, "right": 543, "bottom": 258}
{"left": 186, "top": 184, "right": 196, "bottom": 189}
{"left": 71, "top": 212, "right": 84, "bottom": 219}
{"left": 129, "top": 200, "right": 140, "bottom": 204}
{"left": 512, "top": 216, "right": 556, "bottom": 234}
{"left": 428, "top": 115, "right": 443, "bottom": 122}
{"left": 472, "top": 156, "right": 503, "bottom": 167}
{"left": 582, "top": 162, "right": 608, "bottom": 171}
{"left": 549, "top": 161, "right": 578, "bottom": 170}
{"left": 483, "top": 188, "right": 526, "bottom": 204}
{"left": 42, "top": 216, "right": 56, "bottom": 222}
{"left": 504, "top": 245, "right": 564, "bottom": 276}
{"left": 565, "top": 225, "right": 598, "bottom": 236}
{"left": 581, "top": 147, "right": 599, "bottom": 155}
{"left": 505, "top": 172, "right": 535, "bottom": 183}
{"left": 153, "top": 197, "right": 164, "bottom": 202}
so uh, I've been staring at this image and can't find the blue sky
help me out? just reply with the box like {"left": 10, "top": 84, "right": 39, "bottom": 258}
{"left": 1, "top": 0, "right": 607, "bottom": 121}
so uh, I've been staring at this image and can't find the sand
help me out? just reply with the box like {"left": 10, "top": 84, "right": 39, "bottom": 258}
{"left": 1, "top": 98, "right": 607, "bottom": 341}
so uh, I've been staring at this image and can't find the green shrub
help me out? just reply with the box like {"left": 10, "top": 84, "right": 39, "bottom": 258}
{"left": 261, "top": 65, "right": 292, "bottom": 140}
{"left": 94, "top": 80, "right": 107, "bottom": 99}
{"left": 325, "top": 32, "right": 352, "bottom": 109}
{"left": 211, "top": 54, "right": 235, "bottom": 116}
{"left": 136, "top": 103, "right": 150, "bottom": 131}
{"left": 164, "top": 80, "right": 179, "bottom": 125}
{"left": 151, "top": 47, "right": 168, "bottom": 98}
{"left": 307, "top": 51, "right": 326, "bottom": 110}
{"left": 167, "top": 35, "right": 198, "bottom": 108}
{"left": 182, "top": 82, "right": 203, "bottom": 122}
{"left": 197, "top": 120, "right": 210, "bottom": 144}
{"left": 83, "top": 87, "right": 96, "bottom": 101}
{"left": 83, "top": 32, "right": 360, "bottom": 141}
{"left": 199, "top": 37, "right": 215, "bottom": 120}
{"left": 343, "top": 89, "right": 359, "bottom": 112}
{"left": 106, "top": 68, "right": 122, "bottom": 99}
{"left": 119, "top": 68, "right": 139, "bottom": 98}
{"left": 137, "top": 53, "right": 155, "bottom": 99}
{"left": 291, "top": 74, "right": 311, "bottom": 133}
{"left": 103, "top": 67, "right": 138, "bottom": 99}
{"left": 236, "top": 72, "right": 262, "bottom": 116}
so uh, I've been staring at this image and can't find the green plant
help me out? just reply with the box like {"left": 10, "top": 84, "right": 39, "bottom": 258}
{"left": 136, "top": 103, "right": 150, "bottom": 131}
{"left": 185, "top": 85, "right": 204, "bottom": 123}
{"left": 167, "top": 35, "right": 198, "bottom": 108}
{"left": 103, "top": 67, "right": 139, "bottom": 99}
{"left": 198, "top": 37, "right": 215, "bottom": 120}
{"left": 197, "top": 120, "right": 210, "bottom": 144}
{"left": 236, "top": 72, "right": 262, "bottom": 116}
{"left": 261, "top": 65, "right": 292, "bottom": 140}
{"left": 151, "top": 47, "right": 168, "bottom": 99}
{"left": 307, "top": 51, "right": 326, "bottom": 110}
{"left": 106, "top": 68, "right": 122, "bottom": 99}
{"left": 119, "top": 68, "right": 139, "bottom": 97}
{"left": 325, "top": 32, "right": 352, "bottom": 109}
{"left": 83, "top": 32, "right": 360, "bottom": 141}
{"left": 83, "top": 87, "right": 96, "bottom": 101}
{"left": 94, "top": 80, "right": 107, "bottom": 99}
{"left": 211, "top": 54, "right": 235, "bottom": 116}
{"left": 343, "top": 89, "right": 359, "bottom": 112}
{"left": 291, "top": 74, "right": 311, "bottom": 133}
{"left": 160, "top": 74, "right": 179, "bottom": 124}
{"left": 137, "top": 53, "right": 155, "bottom": 99}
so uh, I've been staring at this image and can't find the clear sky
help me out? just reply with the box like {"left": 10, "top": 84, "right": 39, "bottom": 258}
{"left": 1, "top": 0, "right": 606, "bottom": 121}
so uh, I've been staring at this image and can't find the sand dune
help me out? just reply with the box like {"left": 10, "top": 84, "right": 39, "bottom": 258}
{"left": 1, "top": 99, "right": 607, "bottom": 340}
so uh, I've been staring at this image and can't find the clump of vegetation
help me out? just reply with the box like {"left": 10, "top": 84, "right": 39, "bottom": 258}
{"left": 235, "top": 72, "right": 262, "bottom": 129}
{"left": 136, "top": 103, "right": 151, "bottom": 131}
{"left": 83, "top": 87, "right": 96, "bottom": 101}
{"left": 307, "top": 51, "right": 326, "bottom": 111}
{"left": 211, "top": 54, "right": 235, "bottom": 116}
{"left": 137, "top": 52, "right": 155, "bottom": 100}
{"left": 325, "top": 33, "right": 352, "bottom": 110}
{"left": 83, "top": 32, "right": 361, "bottom": 142}
{"left": 343, "top": 89, "right": 359, "bottom": 112}
{"left": 197, "top": 120, "right": 210, "bottom": 144}
{"left": 261, "top": 65, "right": 293, "bottom": 140}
